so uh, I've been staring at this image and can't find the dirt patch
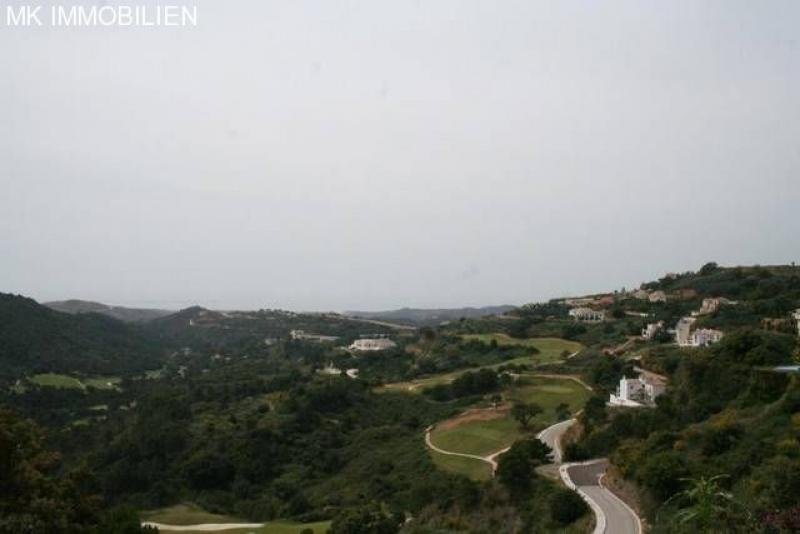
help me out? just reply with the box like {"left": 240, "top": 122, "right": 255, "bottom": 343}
{"left": 436, "top": 405, "right": 511, "bottom": 431}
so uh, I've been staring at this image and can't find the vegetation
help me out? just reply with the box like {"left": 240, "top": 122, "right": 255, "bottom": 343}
{"left": 3, "top": 263, "right": 799, "bottom": 532}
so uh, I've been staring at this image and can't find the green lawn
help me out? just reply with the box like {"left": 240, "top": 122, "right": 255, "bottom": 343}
{"left": 30, "top": 373, "right": 85, "bottom": 390}
{"left": 462, "top": 334, "right": 583, "bottom": 366}
{"left": 428, "top": 375, "right": 592, "bottom": 477}
{"left": 27, "top": 373, "right": 122, "bottom": 391}
{"left": 141, "top": 504, "right": 330, "bottom": 533}
{"left": 429, "top": 450, "right": 493, "bottom": 481}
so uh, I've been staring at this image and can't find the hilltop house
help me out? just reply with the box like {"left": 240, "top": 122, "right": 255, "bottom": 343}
{"left": 609, "top": 371, "right": 666, "bottom": 407}
{"left": 641, "top": 321, "right": 664, "bottom": 340}
{"left": 568, "top": 307, "right": 605, "bottom": 322}
{"left": 649, "top": 291, "right": 668, "bottom": 303}
{"left": 349, "top": 338, "right": 397, "bottom": 351}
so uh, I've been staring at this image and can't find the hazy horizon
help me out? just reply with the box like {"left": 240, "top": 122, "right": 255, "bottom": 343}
{"left": 3, "top": 1, "right": 800, "bottom": 311}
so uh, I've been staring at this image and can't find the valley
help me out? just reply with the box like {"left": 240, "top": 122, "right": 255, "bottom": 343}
{"left": 2, "top": 263, "right": 800, "bottom": 533}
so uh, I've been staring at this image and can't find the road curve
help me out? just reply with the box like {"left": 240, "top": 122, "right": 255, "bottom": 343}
{"left": 561, "top": 459, "right": 642, "bottom": 534}
{"left": 535, "top": 417, "right": 575, "bottom": 464}
{"left": 141, "top": 522, "right": 265, "bottom": 531}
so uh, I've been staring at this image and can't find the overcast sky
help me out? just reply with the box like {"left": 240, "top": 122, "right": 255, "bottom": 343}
{"left": 2, "top": 1, "right": 799, "bottom": 311}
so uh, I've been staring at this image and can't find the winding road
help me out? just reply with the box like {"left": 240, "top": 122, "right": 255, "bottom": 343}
{"left": 425, "top": 415, "right": 642, "bottom": 534}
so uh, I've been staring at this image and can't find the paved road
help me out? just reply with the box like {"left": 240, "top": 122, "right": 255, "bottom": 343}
{"left": 534, "top": 418, "right": 642, "bottom": 534}
{"left": 536, "top": 418, "right": 575, "bottom": 463}
{"left": 564, "top": 460, "right": 642, "bottom": 534}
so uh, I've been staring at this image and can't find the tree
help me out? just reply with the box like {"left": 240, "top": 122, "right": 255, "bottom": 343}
{"left": 554, "top": 402, "right": 571, "bottom": 421}
{"left": 0, "top": 408, "right": 148, "bottom": 533}
{"left": 549, "top": 487, "right": 589, "bottom": 525}
{"left": 511, "top": 402, "right": 543, "bottom": 429}
{"left": 330, "top": 503, "right": 401, "bottom": 534}
{"left": 699, "top": 262, "right": 719, "bottom": 276}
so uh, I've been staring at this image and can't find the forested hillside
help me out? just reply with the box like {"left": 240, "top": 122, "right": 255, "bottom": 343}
{"left": 0, "top": 294, "right": 163, "bottom": 380}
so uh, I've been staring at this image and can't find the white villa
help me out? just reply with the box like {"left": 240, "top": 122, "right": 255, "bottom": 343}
{"left": 641, "top": 321, "right": 664, "bottom": 340}
{"left": 609, "top": 371, "right": 666, "bottom": 407}
{"left": 568, "top": 307, "right": 605, "bottom": 322}
{"left": 691, "top": 328, "right": 724, "bottom": 346}
{"left": 349, "top": 338, "right": 397, "bottom": 351}
{"left": 674, "top": 317, "right": 723, "bottom": 347}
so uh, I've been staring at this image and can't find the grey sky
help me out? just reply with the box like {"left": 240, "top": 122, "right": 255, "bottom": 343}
{"left": 2, "top": 1, "right": 799, "bottom": 311}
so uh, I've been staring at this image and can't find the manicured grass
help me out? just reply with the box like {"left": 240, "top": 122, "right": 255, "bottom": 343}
{"left": 429, "top": 450, "right": 492, "bottom": 481}
{"left": 379, "top": 337, "right": 583, "bottom": 395}
{"left": 30, "top": 373, "right": 85, "bottom": 390}
{"left": 141, "top": 503, "right": 240, "bottom": 525}
{"left": 432, "top": 416, "right": 519, "bottom": 457}
{"left": 429, "top": 375, "right": 592, "bottom": 478}
{"left": 462, "top": 334, "right": 583, "bottom": 366}
{"left": 141, "top": 504, "right": 330, "bottom": 533}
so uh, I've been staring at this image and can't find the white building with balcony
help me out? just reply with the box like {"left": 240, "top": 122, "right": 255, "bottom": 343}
{"left": 609, "top": 372, "right": 666, "bottom": 407}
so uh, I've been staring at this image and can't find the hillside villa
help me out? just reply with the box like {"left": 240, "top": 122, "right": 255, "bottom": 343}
{"left": 641, "top": 321, "right": 664, "bottom": 340}
{"left": 674, "top": 316, "right": 723, "bottom": 347}
{"left": 649, "top": 291, "right": 667, "bottom": 303}
{"left": 609, "top": 370, "right": 667, "bottom": 407}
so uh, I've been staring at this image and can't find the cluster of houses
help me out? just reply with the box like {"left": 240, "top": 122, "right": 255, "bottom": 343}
{"left": 609, "top": 369, "right": 667, "bottom": 408}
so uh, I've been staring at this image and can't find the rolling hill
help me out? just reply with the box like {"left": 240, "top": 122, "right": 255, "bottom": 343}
{"left": 0, "top": 293, "right": 163, "bottom": 379}
{"left": 44, "top": 299, "right": 173, "bottom": 323}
